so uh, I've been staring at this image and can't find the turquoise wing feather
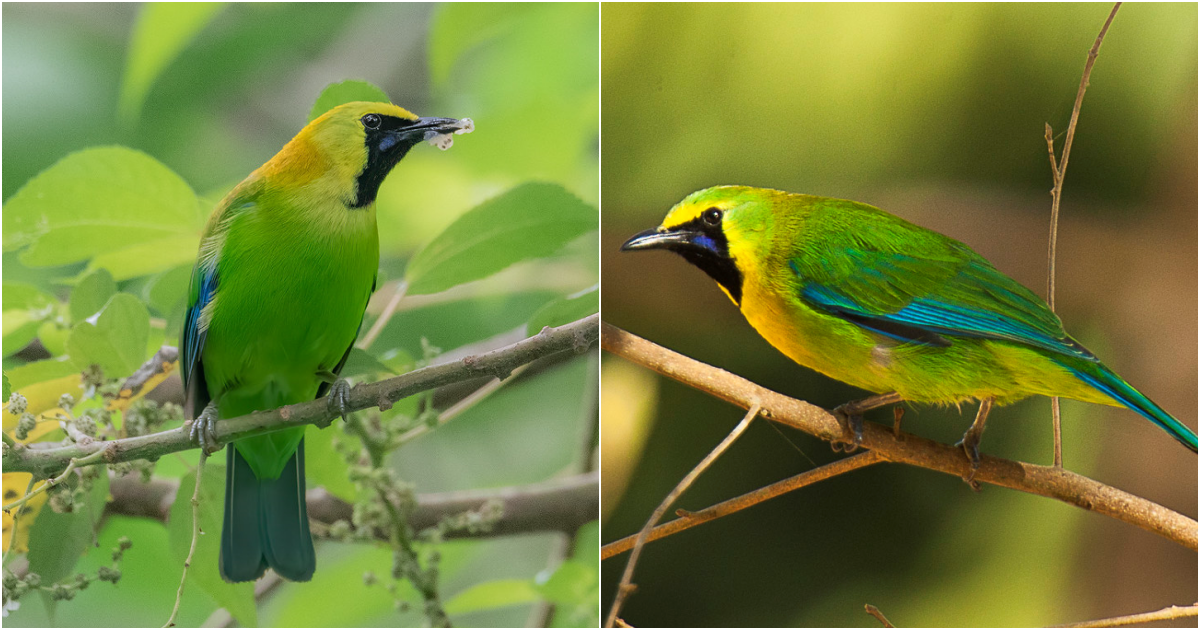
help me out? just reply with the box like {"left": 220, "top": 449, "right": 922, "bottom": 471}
{"left": 788, "top": 217, "right": 1094, "bottom": 361}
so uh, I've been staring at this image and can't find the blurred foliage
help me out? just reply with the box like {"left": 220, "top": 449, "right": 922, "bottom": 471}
{"left": 601, "top": 3, "right": 1196, "bottom": 628}
{"left": 3, "top": 2, "right": 597, "bottom": 627}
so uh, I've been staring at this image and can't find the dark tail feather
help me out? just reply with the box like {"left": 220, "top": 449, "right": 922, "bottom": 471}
{"left": 219, "top": 441, "right": 315, "bottom": 583}
{"left": 1067, "top": 361, "right": 1198, "bottom": 453}
{"left": 220, "top": 444, "right": 269, "bottom": 582}
{"left": 259, "top": 439, "right": 315, "bottom": 581}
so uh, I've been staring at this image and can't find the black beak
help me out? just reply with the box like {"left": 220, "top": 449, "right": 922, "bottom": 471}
{"left": 407, "top": 116, "right": 470, "bottom": 134}
{"left": 621, "top": 228, "right": 697, "bottom": 252}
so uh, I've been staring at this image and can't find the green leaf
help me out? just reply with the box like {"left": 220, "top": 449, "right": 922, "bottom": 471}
{"left": 535, "top": 559, "right": 595, "bottom": 605}
{"left": 428, "top": 4, "right": 537, "bottom": 86}
{"left": 168, "top": 462, "right": 258, "bottom": 628}
{"left": 5, "top": 357, "right": 79, "bottom": 391}
{"left": 3, "top": 373, "right": 10, "bottom": 402}
{"left": 3, "top": 282, "right": 56, "bottom": 311}
{"left": 428, "top": 3, "right": 598, "bottom": 185}
{"left": 69, "top": 268, "right": 117, "bottom": 324}
{"left": 3, "top": 313, "right": 43, "bottom": 359}
{"left": 3, "top": 282, "right": 58, "bottom": 357}
{"left": 338, "top": 347, "right": 395, "bottom": 379}
{"left": 119, "top": 2, "right": 226, "bottom": 124}
{"left": 146, "top": 264, "right": 192, "bottom": 341}
{"left": 37, "top": 321, "right": 71, "bottom": 358}
{"left": 87, "top": 234, "right": 200, "bottom": 281}
{"left": 26, "top": 470, "right": 110, "bottom": 587}
{"left": 404, "top": 183, "right": 597, "bottom": 296}
{"left": 527, "top": 285, "right": 597, "bottom": 334}
{"left": 303, "top": 423, "right": 361, "bottom": 502}
{"left": 3, "top": 146, "right": 204, "bottom": 279}
{"left": 538, "top": 558, "right": 599, "bottom": 627}
{"left": 146, "top": 264, "right": 193, "bottom": 316}
{"left": 444, "top": 579, "right": 541, "bottom": 616}
{"left": 308, "top": 79, "right": 391, "bottom": 122}
{"left": 66, "top": 293, "right": 150, "bottom": 379}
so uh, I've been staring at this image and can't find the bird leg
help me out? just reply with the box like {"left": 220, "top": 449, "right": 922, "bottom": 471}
{"left": 831, "top": 392, "right": 903, "bottom": 452}
{"left": 188, "top": 400, "right": 221, "bottom": 455}
{"left": 318, "top": 371, "right": 352, "bottom": 423}
{"left": 955, "top": 397, "right": 994, "bottom": 487}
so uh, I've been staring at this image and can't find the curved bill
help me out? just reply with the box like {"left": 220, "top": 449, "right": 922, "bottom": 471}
{"left": 620, "top": 229, "right": 696, "bottom": 251}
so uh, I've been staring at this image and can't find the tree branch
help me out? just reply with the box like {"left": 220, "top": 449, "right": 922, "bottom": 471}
{"left": 601, "top": 322, "right": 1197, "bottom": 550}
{"left": 3, "top": 315, "right": 598, "bottom": 478}
{"left": 104, "top": 471, "right": 599, "bottom": 541}
{"left": 600, "top": 451, "right": 882, "bottom": 559}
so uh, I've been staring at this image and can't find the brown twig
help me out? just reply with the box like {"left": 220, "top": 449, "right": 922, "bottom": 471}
{"left": 105, "top": 471, "right": 599, "bottom": 541}
{"left": 1044, "top": 2, "right": 1121, "bottom": 468}
{"left": 1054, "top": 603, "right": 1198, "bottom": 628}
{"left": 4, "top": 315, "right": 598, "bottom": 478}
{"left": 604, "top": 404, "right": 761, "bottom": 627}
{"left": 602, "top": 323, "right": 1197, "bottom": 550}
{"left": 164, "top": 452, "right": 206, "bottom": 628}
{"left": 865, "top": 604, "right": 896, "bottom": 628}
{"left": 601, "top": 451, "right": 881, "bottom": 559}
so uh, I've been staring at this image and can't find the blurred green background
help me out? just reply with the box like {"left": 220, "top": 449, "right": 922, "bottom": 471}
{"left": 4, "top": 2, "right": 598, "bottom": 627}
{"left": 601, "top": 3, "right": 1196, "bottom": 627}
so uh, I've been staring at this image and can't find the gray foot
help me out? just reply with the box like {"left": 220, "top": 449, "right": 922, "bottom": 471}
{"left": 831, "top": 404, "right": 864, "bottom": 453}
{"left": 189, "top": 401, "right": 220, "bottom": 455}
{"left": 327, "top": 379, "right": 352, "bottom": 422}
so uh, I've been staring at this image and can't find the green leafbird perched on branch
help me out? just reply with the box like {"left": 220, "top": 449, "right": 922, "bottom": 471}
{"left": 182, "top": 101, "right": 472, "bottom": 582}
{"left": 623, "top": 186, "right": 1197, "bottom": 473}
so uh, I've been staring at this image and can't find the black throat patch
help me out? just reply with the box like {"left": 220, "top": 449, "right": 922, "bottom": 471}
{"left": 670, "top": 218, "right": 744, "bottom": 305}
{"left": 352, "top": 115, "right": 421, "bottom": 208}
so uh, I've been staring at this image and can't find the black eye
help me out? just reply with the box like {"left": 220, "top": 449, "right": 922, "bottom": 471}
{"left": 362, "top": 114, "right": 382, "bottom": 129}
{"left": 701, "top": 208, "right": 723, "bottom": 226}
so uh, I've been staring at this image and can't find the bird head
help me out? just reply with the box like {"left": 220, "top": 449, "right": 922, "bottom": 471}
{"left": 621, "top": 185, "right": 783, "bottom": 305}
{"left": 263, "top": 101, "right": 471, "bottom": 209}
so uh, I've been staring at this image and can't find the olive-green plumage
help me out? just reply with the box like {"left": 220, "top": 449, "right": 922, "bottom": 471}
{"left": 182, "top": 102, "right": 469, "bottom": 582}
{"left": 623, "top": 186, "right": 1196, "bottom": 455}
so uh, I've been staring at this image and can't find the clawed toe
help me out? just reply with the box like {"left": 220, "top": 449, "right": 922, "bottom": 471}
{"left": 954, "top": 436, "right": 983, "bottom": 490}
{"left": 831, "top": 406, "right": 864, "bottom": 453}
{"left": 190, "top": 401, "right": 220, "bottom": 455}
{"left": 327, "top": 378, "right": 352, "bottom": 422}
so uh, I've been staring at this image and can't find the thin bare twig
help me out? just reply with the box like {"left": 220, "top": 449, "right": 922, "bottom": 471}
{"left": 1054, "top": 603, "right": 1198, "bottom": 628}
{"left": 604, "top": 403, "right": 761, "bottom": 628}
{"left": 164, "top": 452, "right": 207, "bottom": 628}
{"left": 392, "top": 363, "right": 531, "bottom": 448}
{"left": 1045, "top": 2, "right": 1121, "bottom": 468}
{"left": 865, "top": 604, "right": 896, "bottom": 628}
{"left": 357, "top": 280, "right": 408, "bottom": 350}
{"left": 602, "top": 323, "right": 1197, "bottom": 550}
{"left": 2, "top": 449, "right": 107, "bottom": 512}
{"left": 601, "top": 451, "right": 882, "bottom": 559}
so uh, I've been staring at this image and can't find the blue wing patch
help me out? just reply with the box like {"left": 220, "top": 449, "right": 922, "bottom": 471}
{"left": 181, "top": 262, "right": 218, "bottom": 414}
{"left": 795, "top": 261, "right": 1096, "bottom": 361}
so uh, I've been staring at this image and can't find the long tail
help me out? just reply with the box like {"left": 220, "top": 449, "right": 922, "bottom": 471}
{"left": 220, "top": 439, "right": 316, "bottom": 582}
{"left": 1063, "top": 360, "right": 1197, "bottom": 453}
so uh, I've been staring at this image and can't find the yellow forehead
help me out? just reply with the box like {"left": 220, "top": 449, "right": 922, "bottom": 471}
{"left": 660, "top": 197, "right": 737, "bottom": 230}
{"left": 325, "top": 101, "right": 417, "bottom": 121}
